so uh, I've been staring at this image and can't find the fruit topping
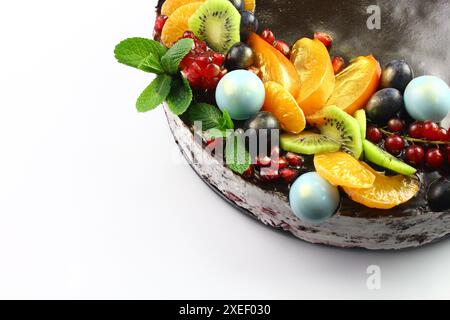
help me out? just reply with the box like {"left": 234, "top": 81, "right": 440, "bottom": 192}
{"left": 405, "top": 145, "right": 425, "bottom": 166}
{"left": 262, "top": 81, "right": 306, "bottom": 134}
{"left": 289, "top": 172, "right": 341, "bottom": 224}
{"left": 331, "top": 56, "right": 345, "bottom": 74}
{"left": 154, "top": 15, "right": 169, "bottom": 37}
{"left": 228, "top": 0, "right": 244, "bottom": 11}
{"left": 404, "top": 75, "right": 450, "bottom": 122}
{"left": 280, "top": 132, "right": 340, "bottom": 155}
{"left": 425, "top": 148, "right": 445, "bottom": 169}
{"left": 384, "top": 134, "right": 405, "bottom": 156}
{"left": 285, "top": 152, "right": 304, "bottom": 167}
{"left": 161, "top": 0, "right": 205, "bottom": 17}
{"left": 240, "top": 10, "right": 259, "bottom": 41}
{"left": 319, "top": 106, "right": 363, "bottom": 159}
{"left": 367, "top": 126, "right": 382, "bottom": 144}
{"left": 244, "top": 111, "right": 280, "bottom": 153}
{"left": 273, "top": 40, "right": 291, "bottom": 58}
{"left": 380, "top": 60, "right": 414, "bottom": 93}
{"left": 313, "top": 32, "right": 333, "bottom": 48}
{"left": 307, "top": 55, "right": 381, "bottom": 126}
{"left": 188, "top": 0, "right": 241, "bottom": 53}
{"left": 314, "top": 152, "right": 375, "bottom": 188}
{"left": 215, "top": 70, "right": 265, "bottom": 120}
{"left": 248, "top": 33, "right": 301, "bottom": 98}
{"left": 290, "top": 38, "right": 335, "bottom": 116}
{"left": 387, "top": 118, "right": 405, "bottom": 133}
{"left": 224, "top": 42, "right": 255, "bottom": 71}
{"left": 408, "top": 122, "right": 424, "bottom": 139}
{"left": 343, "top": 163, "right": 420, "bottom": 210}
{"left": 365, "top": 88, "right": 404, "bottom": 125}
{"left": 353, "top": 109, "right": 367, "bottom": 139}
{"left": 161, "top": 2, "right": 203, "bottom": 47}
{"left": 280, "top": 168, "right": 300, "bottom": 184}
{"left": 260, "top": 29, "right": 275, "bottom": 45}
{"left": 428, "top": 178, "right": 450, "bottom": 212}
{"left": 363, "top": 140, "right": 417, "bottom": 175}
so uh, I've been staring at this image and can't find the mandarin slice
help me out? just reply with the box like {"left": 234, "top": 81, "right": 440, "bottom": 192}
{"left": 262, "top": 81, "right": 306, "bottom": 134}
{"left": 161, "top": 2, "right": 203, "bottom": 47}
{"left": 343, "top": 163, "right": 420, "bottom": 210}
{"left": 291, "top": 38, "right": 335, "bottom": 116}
{"left": 248, "top": 33, "right": 301, "bottom": 98}
{"left": 161, "top": 0, "right": 205, "bottom": 17}
{"left": 314, "top": 152, "right": 375, "bottom": 188}
{"left": 307, "top": 55, "right": 381, "bottom": 126}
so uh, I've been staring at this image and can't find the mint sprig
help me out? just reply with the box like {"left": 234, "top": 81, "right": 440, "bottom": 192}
{"left": 187, "top": 103, "right": 235, "bottom": 131}
{"left": 226, "top": 135, "right": 251, "bottom": 175}
{"left": 114, "top": 37, "right": 194, "bottom": 114}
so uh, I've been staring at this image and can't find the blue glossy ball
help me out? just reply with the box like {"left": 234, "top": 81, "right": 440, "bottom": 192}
{"left": 404, "top": 76, "right": 450, "bottom": 122}
{"left": 289, "top": 172, "right": 340, "bottom": 225}
{"left": 215, "top": 70, "right": 265, "bottom": 121}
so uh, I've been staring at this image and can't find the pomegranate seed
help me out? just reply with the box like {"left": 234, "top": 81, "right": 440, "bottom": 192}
{"left": 286, "top": 152, "right": 304, "bottom": 167}
{"left": 273, "top": 40, "right": 291, "bottom": 57}
{"left": 212, "top": 53, "right": 225, "bottom": 66}
{"left": 271, "top": 146, "right": 280, "bottom": 158}
{"left": 194, "top": 38, "right": 207, "bottom": 51}
{"left": 204, "top": 64, "right": 221, "bottom": 78}
{"left": 154, "top": 15, "right": 168, "bottom": 35}
{"left": 437, "top": 128, "right": 448, "bottom": 142}
{"left": 195, "top": 55, "right": 210, "bottom": 68}
{"left": 426, "top": 148, "right": 445, "bottom": 169}
{"left": 261, "top": 29, "right": 275, "bottom": 45}
{"left": 256, "top": 155, "right": 271, "bottom": 167}
{"left": 384, "top": 135, "right": 405, "bottom": 156}
{"left": 314, "top": 32, "right": 333, "bottom": 47}
{"left": 388, "top": 118, "right": 405, "bottom": 132}
{"left": 280, "top": 168, "right": 299, "bottom": 183}
{"left": 408, "top": 122, "right": 424, "bottom": 139}
{"left": 423, "top": 121, "right": 440, "bottom": 141}
{"left": 367, "top": 126, "right": 383, "bottom": 143}
{"left": 183, "top": 31, "right": 195, "bottom": 39}
{"left": 405, "top": 145, "right": 425, "bottom": 166}
{"left": 273, "top": 157, "right": 288, "bottom": 170}
{"left": 243, "top": 165, "right": 254, "bottom": 178}
{"left": 332, "top": 56, "right": 345, "bottom": 74}
{"left": 260, "top": 168, "right": 280, "bottom": 181}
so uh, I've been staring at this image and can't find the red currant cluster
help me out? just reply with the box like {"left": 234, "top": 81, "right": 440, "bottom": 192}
{"left": 260, "top": 29, "right": 291, "bottom": 58}
{"left": 367, "top": 119, "right": 450, "bottom": 169}
{"left": 179, "top": 31, "right": 227, "bottom": 90}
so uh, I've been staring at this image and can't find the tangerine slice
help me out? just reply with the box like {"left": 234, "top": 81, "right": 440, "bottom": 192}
{"left": 307, "top": 55, "right": 381, "bottom": 126}
{"left": 244, "top": 0, "right": 256, "bottom": 12}
{"left": 161, "top": 0, "right": 205, "bottom": 17}
{"left": 262, "top": 81, "right": 306, "bottom": 134}
{"left": 161, "top": 2, "right": 203, "bottom": 47}
{"left": 314, "top": 152, "right": 375, "bottom": 188}
{"left": 290, "top": 38, "right": 335, "bottom": 116}
{"left": 343, "top": 163, "right": 420, "bottom": 210}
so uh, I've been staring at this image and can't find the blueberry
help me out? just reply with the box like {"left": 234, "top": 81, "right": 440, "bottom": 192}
{"left": 365, "top": 88, "right": 404, "bottom": 125}
{"left": 225, "top": 42, "right": 255, "bottom": 71}
{"left": 380, "top": 60, "right": 414, "bottom": 93}
{"left": 240, "top": 11, "right": 259, "bottom": 41}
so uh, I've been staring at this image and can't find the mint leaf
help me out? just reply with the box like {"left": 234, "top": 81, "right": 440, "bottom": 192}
{"left": 226, "top": 135, "right": 251, "bottom": 174}
{"left": 187, "top": 103, "right": 223, "bottom": 130}
{"left": 136, "top": 74, "right": 172, "bottom": 112}
{"left": 114, "top": 38, "right": 167, "bottom": 73}
{"left": 218, "top": 110, "right": 235, "bottom": 130}
{"left": 161, "top": 38, "right": 194, "bottom": 74}
{"left": 166, "top": 76, "right": 193, "bottom": 115}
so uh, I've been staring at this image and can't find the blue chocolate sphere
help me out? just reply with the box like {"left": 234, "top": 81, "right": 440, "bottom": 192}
{"left": 289, "top": 172, "right": 340, "bottom": 225}
{"left": 404, "top": 76, "right": 450, "bottom": 122}
{"left": 215, "top": 70, "right": 265, "bottom": 121}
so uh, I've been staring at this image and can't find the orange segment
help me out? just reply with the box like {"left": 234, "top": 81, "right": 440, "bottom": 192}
{"left": 161, "top": 2, "right": 203, "bottom": 47}
{"left": 244, "top": 0, "right": 256, "bottom": 12}
{"left": 307, "top": 55, "right": 381, "bottom": 126}
{"left": 314, "top": 152, "right": 375, "bottom": 188}
{"left": 290, "top": 38, "right": 335, "bottom": 116}
{"left": 263, "top": 81, "right": 306, "bottom": 134}
{"left": 161, "top": 0, "right": 205, "bottom": 16}
{"left": 343, "top": 163, "right": 420, "bottom": 210}
{"left": 248, "top": 33, "right": 301, "bottom": 98}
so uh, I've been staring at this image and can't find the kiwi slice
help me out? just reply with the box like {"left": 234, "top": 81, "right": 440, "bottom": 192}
{"left": 188, "top": 0, "right": 241, "bottom": 53}
{"left": 354, "top": 109, "right": 367, "bottom": 139}
{"left": 280, "top": 131, "right": 341, "bottom": 155}
{"left": 319, "top": 106, "right": 363, "bottom": 159}
{"left": 363, "top": 140, "right": 417, "bottom": 175}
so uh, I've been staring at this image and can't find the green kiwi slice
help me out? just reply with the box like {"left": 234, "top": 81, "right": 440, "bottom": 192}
{"left": 188, "top": 0, "right": 241, "bottom": 53}
{"left": 280, "top": 131, "right": 341, "bottom": 155}
{"left": 363, "top": 140, "right": 417, "bottom": 175}
{"left": 319, "top": 106, "right": 363, "bottom": 159}
{"left": 354, "top": 109, "right": 367, "bottom": 139}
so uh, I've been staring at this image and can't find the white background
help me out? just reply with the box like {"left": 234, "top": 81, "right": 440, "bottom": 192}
{"left": 0, "top": 0, "right": 449, "bottom": 300}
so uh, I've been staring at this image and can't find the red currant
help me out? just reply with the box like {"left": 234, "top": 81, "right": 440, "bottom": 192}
{"left": 273, "top": 40, "right": 290, "bottom": 57}
{"left": 423, "top": 121, "right": 440, "bottom": 141}
{"left": 426, "top": 148, "right": 445, "bottom": 169}
{"left": 261, "top": 29, "right": 275, "bottom": 45}
{"left": 286, "top": 152, "right": 304, "bottom": 167}
{"left": 331, "top": 56, "right": 345, "bottom": 74}
{"left": 388, "top": 118, "right": 405, "bottom": 132}
{"left": 314, "top": 32, "right": 333, "bottom": 47}
{"left": 367, "top": 126, "right": 383, "bottom": 143}
{"left": 408, "top": 122, "right": 424, "bottom": 139}
{"left": 405, "top": 145, "right": 425, "bottom": 166}
{"left": 154, "top": 15, "right": 168, "bottom": 35}
{"left": 384, "top": 135, "right": 405, "bottom": 156}
{"left": 436, "top": 128, "right": 448, "bottom": 142}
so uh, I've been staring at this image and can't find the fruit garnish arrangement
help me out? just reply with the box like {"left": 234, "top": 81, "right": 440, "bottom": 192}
{"left": 115, "top": 0, "right": 450, "bottom": 233}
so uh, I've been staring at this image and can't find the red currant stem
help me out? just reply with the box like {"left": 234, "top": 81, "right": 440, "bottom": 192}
{"left": 379, "top": 128, "right": 450, "bottom": 145}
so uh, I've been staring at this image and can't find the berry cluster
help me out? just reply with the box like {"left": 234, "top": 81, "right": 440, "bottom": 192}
{"left": 261, "top": 29, "right": 291, "bottom": 58}
{"left": 179, "top": 32, "right": 227, "bottom": 90}
{"left": 367, "top": 119, "right": 450, "bottom": 169}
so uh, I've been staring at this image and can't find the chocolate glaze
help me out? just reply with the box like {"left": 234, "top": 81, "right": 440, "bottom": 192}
{"left": 156, "top": 0, "right": 450, "bottom": 219}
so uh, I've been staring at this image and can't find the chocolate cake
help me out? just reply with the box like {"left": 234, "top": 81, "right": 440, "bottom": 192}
{"left": 117, "top": 0, "right": 450, "bottom": 250}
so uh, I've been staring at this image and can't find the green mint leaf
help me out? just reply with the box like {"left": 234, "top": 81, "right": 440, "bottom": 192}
{"left": 226, "top": 135, "right": 251, "bottom": 175}
{"left": 166, "top": 76, "right": 193, "bottom": 115}
{"left": 186, "top": 103, "right": 223, "bottom": 130}
{"left": 114, "top": 38, "right": 167, "bottom": 73}
{"left": 136, "top": 74, "right": 172, "bottom": 112}
{"left": 161, "top": 38, "right": 194, "bottom": 75}
{"left": 218, "top": 110, "right": 235, "bottom": 130}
